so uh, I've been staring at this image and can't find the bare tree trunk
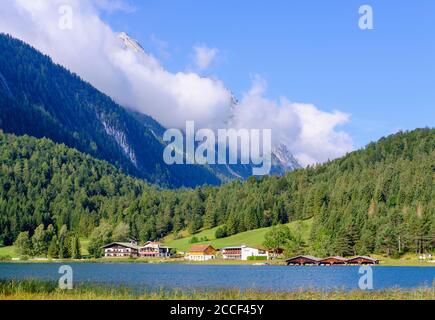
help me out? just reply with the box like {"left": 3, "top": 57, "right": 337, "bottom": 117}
{"left": 398, "top": 235, "right": 401, "bottom": 253}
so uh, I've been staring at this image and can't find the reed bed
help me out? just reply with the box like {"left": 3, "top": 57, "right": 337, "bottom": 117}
{"left": 0, "top": 279, "right": 434, "bottom": 300}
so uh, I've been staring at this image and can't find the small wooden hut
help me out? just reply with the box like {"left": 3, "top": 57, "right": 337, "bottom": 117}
{"left": 285, "top": 255, "right": 321, "bottom": 266}
{"left": 345, "top": 256, "right": 379, "bottom": 265}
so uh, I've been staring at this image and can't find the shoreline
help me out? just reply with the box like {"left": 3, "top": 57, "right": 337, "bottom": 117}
{"left": 1, "top": 258, "right": 435, "bottom": 267}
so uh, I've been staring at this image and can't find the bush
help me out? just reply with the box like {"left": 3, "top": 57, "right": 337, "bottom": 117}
{"left": 390, "top": 252, "right": 402, "bottom": 259}
{"left": 0, "top": 255, "right": 11, "bottom": 261}
{"left": 189, "top": 236, "right": 199, "bottom": 244}
{"left": 215, "top": 226, "right": 228, "bottom": 239}
{"left": 247, "top": 256, "right": 268, "bottom": 261}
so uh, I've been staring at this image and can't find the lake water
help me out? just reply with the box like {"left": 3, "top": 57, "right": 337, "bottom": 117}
{"left": 1, "top": 263, "right": 434, "bottom": 292}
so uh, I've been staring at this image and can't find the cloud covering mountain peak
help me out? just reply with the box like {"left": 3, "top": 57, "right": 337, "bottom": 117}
{"left": 0, "top": 0, "right": 354, "bottom": 166}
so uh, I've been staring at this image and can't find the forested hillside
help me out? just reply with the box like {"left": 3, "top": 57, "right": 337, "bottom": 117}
{"left": 0, "top": 129, "right": 434, "bottom": 256}
{"left": 0, "top": 34, "right": 298, "bottom": 189}
{"left": 200, "top": 128, "right": 434, "bottom": 256}
{"left": 0, "top": 33, "right": 221, "bottom": 188}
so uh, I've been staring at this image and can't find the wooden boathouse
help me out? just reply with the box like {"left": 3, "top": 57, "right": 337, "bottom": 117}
{"left": 285, "top": 255, "right": 322, "bottom": 266}
{"left": 319, "top": 256, "right": 348, "bottom": 266}
{"left": 286, "top": 255, "right": 380, "bottom": 266}
{"left": 345, "top": 256, "right": 380, "bottom": 265}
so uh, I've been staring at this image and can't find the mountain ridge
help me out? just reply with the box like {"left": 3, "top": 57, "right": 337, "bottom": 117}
{"left": 117, "top": 32, "right": 301, "bottom": 175}
{"left": 0, "top": 33, "right": 299, "bottom": 188}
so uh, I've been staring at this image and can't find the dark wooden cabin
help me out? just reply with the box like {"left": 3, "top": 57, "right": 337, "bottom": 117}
{"left": 285, "top": 255, "right": 321, "bottom": 266}
{"left": 346, "top": 256, "right": 379, "bottom": 265}
{"left": 319, "top": 256, "right": 348, "bottom": 266}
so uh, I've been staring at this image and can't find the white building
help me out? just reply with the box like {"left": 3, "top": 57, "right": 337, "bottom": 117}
{"left": 102, "top": 242, "right": 140, "bottom": 258}
{"left": 139, "top": 241, "right": 172, "bottom": 258}
{"left": 222, "top": 245, "right": 269, "bottom": 261}
{"left": 186, "top": 245, "right": 217, "bottom": 261}
{"left": 102, "top": 240, "right": 172, "bottom": 259}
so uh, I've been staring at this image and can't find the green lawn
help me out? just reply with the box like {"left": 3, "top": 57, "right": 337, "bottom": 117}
{"left": 0, "top": 239, "right": 90, "bottom": 259}
{"left": 0, "top": 245, "right": 18, "bottom": 258}
{"left": 79, "top": 238, "right": 90, "bottom": 256}
{"left": 162, "top": 218, "right": 313, "bottom": 252}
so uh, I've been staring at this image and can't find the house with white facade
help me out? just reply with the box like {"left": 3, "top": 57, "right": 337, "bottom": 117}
{"left": 186, "top": 245, "right": 216, "bottom": 261}
{"left": 222, "top": 245, "right": 269, "bottom": 261}
{"left": 102, "top": 241, "right": 140, "bottom": 258}
{"left": 102, "top": 240, "right": 173, "bottom": 258}
{"left": 139, "top": 241, "right": 172, "bottom": 258}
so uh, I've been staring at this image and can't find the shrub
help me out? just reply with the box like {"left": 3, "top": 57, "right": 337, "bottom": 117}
{"left": 215, "top": 226, "right": 228, "bottom": 239}
{"left": 247, "top": 256, "right": 268, "bottom": 261}
{"left": 189, "top": 237, "right": 199, "bottom": 244}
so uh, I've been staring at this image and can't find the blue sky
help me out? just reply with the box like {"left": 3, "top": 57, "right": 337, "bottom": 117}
{"left": 102, "top": 0, "right": 435, "bottom": 148}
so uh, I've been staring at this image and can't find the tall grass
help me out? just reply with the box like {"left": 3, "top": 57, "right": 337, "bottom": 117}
{"left": 0, "top": 279, "right": 434, "bottom": 300}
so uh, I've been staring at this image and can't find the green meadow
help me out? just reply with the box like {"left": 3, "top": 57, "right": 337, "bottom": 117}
{"left": 162, "top": 219, "right": 313, "bottom": 252}
{"left": 0, "top": 239, "right": 90, "bottom": 260}
{"left": 0, "top": 246, "right": 17, "bottom": 259}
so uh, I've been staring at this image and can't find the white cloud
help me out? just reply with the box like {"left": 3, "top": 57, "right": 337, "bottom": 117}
{"left": 93, "top": 0, "right": 136, "bottom": 13}
{"left": 193, "top": 45, "right": 219, "bottom": 72}
{"left": 0, "top": 0, "right": 354, "bottom": 166}
{"left": 231, "top": 76, "right": 353, "bottom": 166}
{"left": 0, "top": 0, "right": 233, "bottom": 130}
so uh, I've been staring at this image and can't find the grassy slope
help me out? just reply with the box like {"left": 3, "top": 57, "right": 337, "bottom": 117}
{"left": 0, "top": 246, "right": 17, "bottom": 258}
{"left": 0, "top": 239, "right": 90, "bottom": 259}
{"left": 162, "top": 219, "right": 313, "bottom": 252}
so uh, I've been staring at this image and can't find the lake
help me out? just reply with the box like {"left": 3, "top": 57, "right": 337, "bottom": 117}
{"left": 1, "top": 263, "right": 434, "bottom": 292}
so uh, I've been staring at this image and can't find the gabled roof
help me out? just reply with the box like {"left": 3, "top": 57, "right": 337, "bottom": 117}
{"left": 285, "top": 255, "right": 321, "bottom": 262}
{"left": 101, "top": 242, "right": 141, "bottom": 250}
{"left": 141, "top": 242, "right": 172, "bottom": 249}
{"left": 143, "top": 241, "right": 160, "bottom": 248}
{"left": 222, "top": 245, "right": 262, "bottom": 250}
{"left": 188, "top": 244, "right": 216, "bottom": 253}
{"left": 346, "top": 256, "right": 379, "bottom": 262}
{"left": 320, "top": 256, "right": 348, "bottom": 262}
{"left": 145, "top": 241, "right": 160, "bottom": 245}
{"left": 222, "top": 246, "right": 243, "bottom": 250}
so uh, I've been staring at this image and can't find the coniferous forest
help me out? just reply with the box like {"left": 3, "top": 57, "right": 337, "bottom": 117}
{"left": 0, "top": 33, "right": 222, "bottom": 188}
{"left": 0, "top": 33, "right": 434, "bottom": 258}
{"left": 0, "top": 128, "right": 433, "bottom": 257}
{"left": 0, "top": 33, "right": 293, "bottom": 190}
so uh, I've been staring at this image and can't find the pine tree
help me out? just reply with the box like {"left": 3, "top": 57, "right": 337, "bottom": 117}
{"left": 31, "top": 224, "right": 47, "bottom": 257}
{"left": 48, "top": 236, "right": 59, "bottom": 258}
{"left": 70, "top": 236, "right": 81, "bottom": 259}
{"left": 112, "top": 222, "right": 130, "bottom": 242}
{"left": 14, "top": 231, "right": 32, "bottom": 256}
{"left": 204, "top": 197, "right": 217, "bottom": 229}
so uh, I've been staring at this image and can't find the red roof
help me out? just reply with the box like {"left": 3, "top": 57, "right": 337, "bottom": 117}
{"left": 188, "top": 245, "right": 215, "bottom": 253}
